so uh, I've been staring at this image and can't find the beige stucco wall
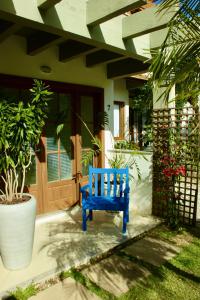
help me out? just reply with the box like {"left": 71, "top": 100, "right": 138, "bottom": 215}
{"left": 0, "top": 35, "right": 129, "bottom": 156}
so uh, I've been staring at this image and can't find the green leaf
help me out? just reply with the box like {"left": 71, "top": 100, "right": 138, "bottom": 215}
{"left": 56, "top": 123, "right": 64, "bottom": 135}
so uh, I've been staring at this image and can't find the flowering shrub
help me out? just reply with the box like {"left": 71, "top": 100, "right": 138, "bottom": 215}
{"left": 160, "top": 155, "right": 186, "bottom": 230}
{"left": 161, "top": 156, "right": 186, "bottom": 178}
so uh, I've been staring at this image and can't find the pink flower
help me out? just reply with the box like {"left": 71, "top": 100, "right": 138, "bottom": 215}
{"left": 162, "top": 167, "right": 175, "bottom": 178}
{"left": 175, "top": 165, "right": 186, "bottom": 176}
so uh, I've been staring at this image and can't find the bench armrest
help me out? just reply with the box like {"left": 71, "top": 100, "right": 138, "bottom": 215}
{"left": 81, "top": 184, "right": 90, "bottom": 199}
{"left": 81, "top": 184, "right": 90, "bottom": 192}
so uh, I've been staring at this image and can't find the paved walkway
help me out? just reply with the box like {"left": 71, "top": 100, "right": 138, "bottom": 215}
{"left": 30, "top": 232, "right": 180, "bottom": 299}
{"left": 0, "top": 207, "right": 160, "bottom": 298}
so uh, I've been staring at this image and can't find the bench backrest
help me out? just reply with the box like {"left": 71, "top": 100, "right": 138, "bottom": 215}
{"left": 88, "top": 166, "right": 129, "bottom": 198}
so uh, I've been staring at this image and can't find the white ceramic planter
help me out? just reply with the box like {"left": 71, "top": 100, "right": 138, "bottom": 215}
{"left": 0, "top": 194, "right": 36, "bottom": 270}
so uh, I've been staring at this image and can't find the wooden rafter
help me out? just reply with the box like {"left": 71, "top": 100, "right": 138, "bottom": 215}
{"left": 107, "top": 58, "right": 149, "bottom": 79}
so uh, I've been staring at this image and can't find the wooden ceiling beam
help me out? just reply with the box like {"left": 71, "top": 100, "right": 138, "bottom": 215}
{"left": 59, "top": 40, "right": 96, "bottom": 62}
{"left": 126, "top": 77, "right": 146, "bottom": 89}
{"left": 27, "top": 32, "right": 64, "bottom": 55}
{"left": 107, "top": 58, "right": 149, "bottom": 79}
{"left": 86, "top": 49, "right": 123, "bottom": 67}
{"left": 0, "top": 20, "right": 21, "bottom": 43}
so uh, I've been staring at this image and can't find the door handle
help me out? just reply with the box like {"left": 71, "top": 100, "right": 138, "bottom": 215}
{"left": 73, "top": 172, "right": 83, "bottom": 182}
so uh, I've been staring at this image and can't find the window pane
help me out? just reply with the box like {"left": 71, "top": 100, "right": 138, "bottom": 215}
{"left": 81, "top": 96, "right": 94, "bottom": 122}
{"left": 114, "top": 104, "right": 120, "bottom": 137}
{"left": 46, "top": 124, "right": 58, "bottom": 151}
{"left": 0, "top": 87, "right": 20, "bottom": 103}
{"left": 81, "top": 124, "right": 94, "bottom": 148}
{"left": 25, "top": 155, "right": 36, "bottom": 185}
{"left": 48, "top": 94, "right": 58, "bottom": 121}
{"left": 60, "top": 123, "right": 71, "bottom": 151}
{"left": 59, "top": 94, "right": 71, "bottom": 122}
{"left": 20, "top": 89, "right": 31, "bottom": 104}
{"left": 47, "top": 154, "right": 59, "bottom": 182}
{"left": 60, "top": 152, "right": 72, "bottom": 180}
{"left": 82, "top": 149, "right": 93, "bottom": 176}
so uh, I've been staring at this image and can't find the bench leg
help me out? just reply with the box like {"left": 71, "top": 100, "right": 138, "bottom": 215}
{"left": 127, "top": 210, "right": 129, "bottom": 223}
{"left": 122, "top": 211, "right": 127, "bottom": 234}
{"left": 89, "top": 210, "right": 93, "bottom": 221}
{"left": 122, "top": 209, "right": 129, "bottom": 234}
{"left": 82, "top": 209, "right": 87, "bottom": 231}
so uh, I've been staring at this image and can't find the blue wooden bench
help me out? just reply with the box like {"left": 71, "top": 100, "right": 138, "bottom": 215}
{"left": 81, "top": 166, "right": 130, "bottom": 234}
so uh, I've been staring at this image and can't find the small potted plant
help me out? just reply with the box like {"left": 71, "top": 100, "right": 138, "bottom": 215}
{"left": 0, "top": 80, "right": 51, "bottom": 270}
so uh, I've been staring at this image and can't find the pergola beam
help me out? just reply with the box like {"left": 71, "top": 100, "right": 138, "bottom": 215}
{"left": 123, "top": 6, "right": 176, "bottom": 39}
{"left": 107, "top": 58, "right": 149, "bottom": 79}
{"left": 27, "top": 32, "right": 64, "bottom": 55}
{"left": 37, "top": 0, "right": 62, "bottom": 11}
{"left": 87, "top": 0, "right": 146, "bottom": 26}
{"left": 0, "top": 20, "right": 20, "bottom": 43}
{"left": 86, "top": 50, "right": 123, "bottom": 67}
{"left": 59, "top": 40, "right": 97, "bottom": 62}
{"left": 126, "top": 77, "right": 146, "bottom": 89}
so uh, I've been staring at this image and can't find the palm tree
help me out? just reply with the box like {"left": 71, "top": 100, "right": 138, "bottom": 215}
{"left": 150, "top": 0, "right": 200, "bottom": 108}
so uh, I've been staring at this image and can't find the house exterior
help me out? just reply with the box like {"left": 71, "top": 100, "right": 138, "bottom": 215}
{"left": 0, "top": 0, "right": 172, "bottom": 215}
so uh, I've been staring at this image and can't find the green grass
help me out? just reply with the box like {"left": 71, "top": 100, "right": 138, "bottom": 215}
{"left": 60, "top": 268, "right": 116, "bottom": 300}
{"left": 9, "top": 225, "right": 200, "bottom": 300}
{"left": 149, "top": 224, "right": 185, "bottom": 242}
{"left": 119, "top": 265, "right": 200, "bottom": 300}
{"left": 60, "top": 226, "right": 200, "bottom": 300}
{"left": 118, "top": 227, "right": 200, "bottom": 300}
{"left": 170, "top": 237, "right": 200, "bottom": 277}
{"left": 8, "top": 284, "right": 38, "bottom": 300}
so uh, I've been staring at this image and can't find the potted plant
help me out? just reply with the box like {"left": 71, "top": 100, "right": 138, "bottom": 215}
{"left": 0, "top": 80, "right": 51, "bottom": 270}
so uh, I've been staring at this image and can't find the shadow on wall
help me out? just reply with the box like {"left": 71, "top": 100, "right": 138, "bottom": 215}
{"left": 0, "top": 0, "right": 16, "bottom": 14}
{"left": 130, "top": 175, "right": 152, "bottom": 216}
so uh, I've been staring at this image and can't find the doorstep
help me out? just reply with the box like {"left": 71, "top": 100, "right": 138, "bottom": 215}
{"left": 0, "top": 206, "right": 160, "bottom": 298}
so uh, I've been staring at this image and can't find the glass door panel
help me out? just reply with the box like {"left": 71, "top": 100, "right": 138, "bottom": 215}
{"left": 80, "top": 96, "right": 94, "bottom": 176}
{"left": 46, "top": 94, "right": 73, "bottom": 182}
{"left": 25, "top": 155, "right": 37, "bottom": 185}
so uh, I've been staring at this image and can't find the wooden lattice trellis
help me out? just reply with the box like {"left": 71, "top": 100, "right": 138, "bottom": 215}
{"left": 152, "top": 106, "right": 199, "bottom": 226}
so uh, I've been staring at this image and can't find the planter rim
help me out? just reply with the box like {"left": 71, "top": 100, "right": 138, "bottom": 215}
{"left": 0, "top": 193, "right": 34, "bottom": 208}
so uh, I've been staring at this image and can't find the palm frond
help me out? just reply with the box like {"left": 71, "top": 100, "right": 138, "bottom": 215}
{"left": 150, "top": 0, "right": 200, "bottom": 104}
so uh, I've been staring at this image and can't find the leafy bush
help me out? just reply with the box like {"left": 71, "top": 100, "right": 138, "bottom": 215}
{"left": 114, "top": 140, "right": 140, "bottom": 150}
{"left": 0, "top": 80, "right": 52, "bottom": 202}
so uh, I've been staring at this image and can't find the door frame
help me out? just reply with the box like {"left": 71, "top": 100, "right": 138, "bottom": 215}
{"left": 0, "top": 73, "right": 105, "bottom": 213}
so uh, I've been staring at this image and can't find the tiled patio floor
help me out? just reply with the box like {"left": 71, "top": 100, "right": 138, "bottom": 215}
{"left": 0, "top": 206, "right": 160, "bottom": 298}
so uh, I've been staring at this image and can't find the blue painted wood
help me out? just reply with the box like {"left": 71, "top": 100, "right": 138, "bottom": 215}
{"left": 81, "top": 166, "right": 130, "bottom": 234}
{"left": 101, "top": 173, "right": 104, "bottom": 196}
{"left": 107, "top": 173, "right": 110, "bottom": 197}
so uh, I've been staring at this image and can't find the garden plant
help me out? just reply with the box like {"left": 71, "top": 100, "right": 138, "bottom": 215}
{"left": 0, "top": 80, "right": 52, "bottom": 203}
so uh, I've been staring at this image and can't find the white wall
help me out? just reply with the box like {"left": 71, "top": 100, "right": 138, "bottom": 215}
{"left": 108, "top": 150, "right": 153, "bottom": 216}
{"left": 114, "top": 79, "right": 129, "bottom": 140}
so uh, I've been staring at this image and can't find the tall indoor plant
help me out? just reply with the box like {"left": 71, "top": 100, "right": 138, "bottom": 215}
{"left": 0, "top": 80, "right": 51, "bottom": 270}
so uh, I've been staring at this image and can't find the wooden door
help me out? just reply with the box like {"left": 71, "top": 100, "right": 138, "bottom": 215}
{"left": 42, "top": 93, "right": 77, "bottom": 213}
{"left": 0, "top": 74, "right": 104, "bottom": 215}
{"left": 24, "top": 148, "right": 44, "bottom": 214}
{"left": 77, "top": 94, "right": 102, "bottom": 192}
{"left": 27, "top": 92, "right": 103, "bottom": 214}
